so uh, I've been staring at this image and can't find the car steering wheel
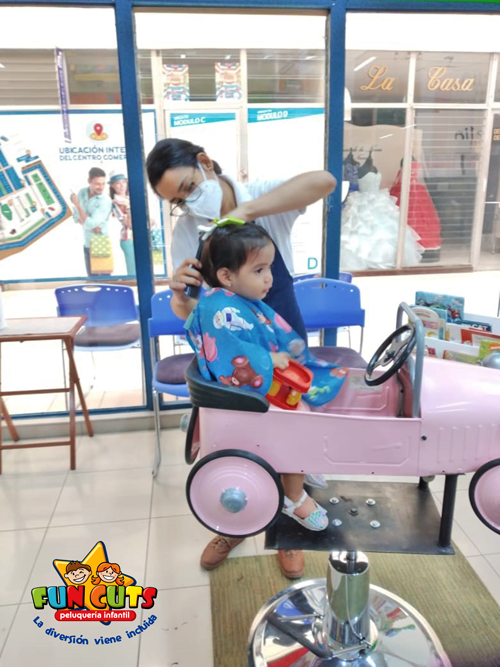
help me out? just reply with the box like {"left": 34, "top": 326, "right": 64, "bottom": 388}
{"left": 365, "top": 324, "right": 417, "bottom": 387}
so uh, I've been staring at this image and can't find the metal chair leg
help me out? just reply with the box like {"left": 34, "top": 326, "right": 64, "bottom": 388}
{"left": 359, "top": 327, "right": 364, "bottom": 355}
{"left": 152, "top": 389, "right": 162, "bottom": 477}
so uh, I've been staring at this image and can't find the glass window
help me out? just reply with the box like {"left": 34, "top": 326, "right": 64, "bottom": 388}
{"left": 247, "top": 50, "right": 324, "bottom": 104}
{"left": 415, "top": 53, "right": 489, "bottom": 104}
{"left": 478, "top": 112, "right": 500, "bottom": 270}
{"left": 340, "top": 109, "right": 416, "bottom": 272}
{"left": 0, "top": 7, "right": 147, "bottom": 415}
{"left": 66, "top": 50, "right": 153, "bottom": 105}
{"left": 161, "top": 51, "right": 241, "bottom": 103}
{"left": 346, "top": 51, "right": 410, "bottom": 104}
{"left": 405, "top": 108, "right": 487, "bottom": 267}
{"left": 0, "top": 49, "right": 59, "bottom": 106}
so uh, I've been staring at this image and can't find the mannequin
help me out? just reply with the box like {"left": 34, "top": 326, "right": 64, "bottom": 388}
{"left": 341, "top": 152, "right": 424, "bottom": 270}
{"left": 343, "top": 149, "right": 360, "bottom": 192}
{"left": 357, "top": 150, "right": 378, "bottom": 180}
{"left": 390, "top": 158, "right": 442, "bottom": 261}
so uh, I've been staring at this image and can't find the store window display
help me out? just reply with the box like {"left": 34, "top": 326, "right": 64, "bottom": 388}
{"left": 340, "top": 151, "right": 424, "bottom": 270}
{"left": 390, "top": 158, "right": 442, "bottom": 263}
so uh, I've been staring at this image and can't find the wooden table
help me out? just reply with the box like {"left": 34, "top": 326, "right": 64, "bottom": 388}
{"left": 0, "top": 317, "right": 93, "bottom": 474}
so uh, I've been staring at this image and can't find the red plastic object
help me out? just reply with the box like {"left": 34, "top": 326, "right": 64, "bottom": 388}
{"left": 266, "top": 359, "right": 313, "bottom": 410}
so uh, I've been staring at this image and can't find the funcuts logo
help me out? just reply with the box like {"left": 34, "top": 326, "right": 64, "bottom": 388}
{"left": 31, "top": 542, "right": 158, "bottom": 647}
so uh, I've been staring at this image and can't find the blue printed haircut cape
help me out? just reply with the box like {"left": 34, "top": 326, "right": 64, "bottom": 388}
{"left": 184, "top": 288, "right": 346, "bottom": 407}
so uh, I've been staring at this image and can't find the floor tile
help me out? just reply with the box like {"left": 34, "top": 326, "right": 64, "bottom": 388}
{"left": 138, "top": 586, "right": 212, "bottom": 667}
{"left": 0, "top": 606, "right": 17, "bottom": 655}
{"left": 449, "top": 520, "right": 481, "bottom": 558}
{"left": 50, "top": 469, "right": 152, "bottom": 527}
{"left": 0, "top": 602, "right": 139, "bottom": 667}
{"left": 443, "top": 489, "right": 500, "bottom": 555}
{"left": 428, "top": 472, "right": 472, "bottom": 493}
{"left": 0, "top": 529, "right": 45, "bottom": 606}
{"left": 160, "top": 428, "right": 188, "bottom": 467}
{"left": 146, "top": 516, "right": 211, "bottom": 590}
{"left": 76, "top": 431, "right": 155, "bottom": 473}
{"left": 485, "top": 553, "right": 500, "bottom": 576}
{"left": 22, "top": 519, "right": 149, "bottom": 604}
{"left": 146, "top": 515, "right": 256, "bottom": 590}
{"left": 0, "top": 474, "right": 66, "bottom": 531}
{"left": 466, "top": 556, "right": 500, "bottom": 607}
{"left": 151, "top": 464, "right": 191, "bottom": 518}
{"left": 1, "top": 440, "right": 77, "bottom": 477}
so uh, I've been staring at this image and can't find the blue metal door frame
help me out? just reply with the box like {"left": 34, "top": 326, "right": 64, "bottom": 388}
{"left": 2, "top": 0, "right": 500, "bottom": 411}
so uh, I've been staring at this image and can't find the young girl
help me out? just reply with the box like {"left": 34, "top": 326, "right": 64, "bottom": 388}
{"left": 185, "top": 222, "right": 348, "bottom": 532}
{"left": 91, "top": 562, "right": 125, "bottom": 586}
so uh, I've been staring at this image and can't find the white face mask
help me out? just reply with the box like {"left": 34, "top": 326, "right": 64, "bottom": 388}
{"left": 185, "top": 162, "right": 223, "bottom": 220}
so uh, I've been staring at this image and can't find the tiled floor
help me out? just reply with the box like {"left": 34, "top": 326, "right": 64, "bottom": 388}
{"left": 1, "top": 270, "right": 500, "bottom": 664}
{"left": 0, "top": 428, "right": 499, "bottom": 666}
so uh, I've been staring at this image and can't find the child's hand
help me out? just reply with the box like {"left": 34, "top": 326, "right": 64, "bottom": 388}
{"left": 271, "top": 352, "right": 290, "bottom": 370}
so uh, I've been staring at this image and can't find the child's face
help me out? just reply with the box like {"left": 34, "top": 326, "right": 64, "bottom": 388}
{"left": 65, "top": 567, "right": 91, "bottom": 585}
{"left": 99, "top": 567, "right": 118, "bottom": 583}
{"left": 228, "top": 242, "right": 275, "bottom": 301}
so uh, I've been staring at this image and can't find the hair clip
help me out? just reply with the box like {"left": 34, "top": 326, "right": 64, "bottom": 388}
{"left": 197, "top": 217, "right": 246, "bottom": 241}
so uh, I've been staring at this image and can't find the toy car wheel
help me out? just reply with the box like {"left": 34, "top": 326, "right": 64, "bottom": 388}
{"left": 186, "top": 449, "right": 284, "bottom": 538}
{"left": 469, "top": 459, "right": 500, "bottom": 535}
{"left": 184, "top": 407, "right": 201, "bottom": 465}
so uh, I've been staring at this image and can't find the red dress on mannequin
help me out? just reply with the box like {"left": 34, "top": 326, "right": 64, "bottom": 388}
{"left": 390, "top": 162, "right": 442, "bottom": 250}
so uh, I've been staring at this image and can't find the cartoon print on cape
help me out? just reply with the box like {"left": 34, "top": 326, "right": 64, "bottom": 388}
{"left": 185, "top": 288, "right": 346, "bottom": 407}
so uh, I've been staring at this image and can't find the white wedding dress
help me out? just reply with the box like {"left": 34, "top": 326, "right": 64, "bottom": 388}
{"left": 340, "top": 171, "right": 424, "bottom": 271}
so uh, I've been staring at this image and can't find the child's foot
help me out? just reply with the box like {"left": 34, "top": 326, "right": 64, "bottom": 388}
{"left": 282, "top": 491, "right": 329, "bottom": 531}
{"left": 305, "top": 473, "right": 328, "bottom": 489}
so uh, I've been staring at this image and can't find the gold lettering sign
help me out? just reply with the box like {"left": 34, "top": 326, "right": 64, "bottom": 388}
{"left": 427, "top": 67, "right": 474, "bottom": 93}
{"left": 360, "top": 66, "right": 395, "bottom": 92}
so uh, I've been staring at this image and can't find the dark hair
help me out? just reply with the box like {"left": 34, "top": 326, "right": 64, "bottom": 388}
{"left": 146, "top": 138, "right": 222, "bottom": 192}
{"left": 201, "top": 224, "right": 273, "bottom": 288}
{"left": 88, "top": 167, "right": 105, "bottom": 180}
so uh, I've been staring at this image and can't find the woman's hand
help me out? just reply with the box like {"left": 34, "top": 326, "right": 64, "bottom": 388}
{"left": 170, "top": 258, "right": 203, "bottom": 298}
{"left": 271, "top": 352, "right": 290, "bottom": 370}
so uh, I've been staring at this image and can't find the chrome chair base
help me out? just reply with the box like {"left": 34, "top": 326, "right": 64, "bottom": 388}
{"left": 249, "top": 578, "right": 450, "bottom": 667}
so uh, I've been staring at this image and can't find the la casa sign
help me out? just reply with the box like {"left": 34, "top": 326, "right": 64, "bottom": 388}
{"left": 360, "top": 65, "right": 474, "bottom": 92}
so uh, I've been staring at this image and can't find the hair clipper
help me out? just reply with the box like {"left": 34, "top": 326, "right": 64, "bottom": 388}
{"left": 184, "top": 236, "right": 205, "bottom": 299}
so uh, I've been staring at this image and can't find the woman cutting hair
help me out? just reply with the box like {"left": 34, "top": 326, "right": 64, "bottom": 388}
{"left": 146, "top": 137, "right": 336, "bottom": 580}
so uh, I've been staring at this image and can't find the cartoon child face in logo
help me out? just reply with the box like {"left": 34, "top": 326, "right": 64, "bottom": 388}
{"left": 64, "top": 561, "right": 92, "bottom": 586}
{"left": 91, "top": 562, "right": 125, "bottom": 586}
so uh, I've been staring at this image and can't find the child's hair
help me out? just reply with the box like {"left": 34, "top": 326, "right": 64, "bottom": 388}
{"left": 91, "top": 562, "right": 125, "bottom": 586}
{"left": 201, "top": 223, "right": 273, "bottom": 288}
{"left": 66, "top": 561, "right": 91, "bottom": 575}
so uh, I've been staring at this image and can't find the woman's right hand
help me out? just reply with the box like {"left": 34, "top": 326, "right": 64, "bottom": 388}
{"left": 271, "top": 352, "right": 290, "bottom": 370}
{"left": 170, "top": 258, "right": 203, "bottom": 300}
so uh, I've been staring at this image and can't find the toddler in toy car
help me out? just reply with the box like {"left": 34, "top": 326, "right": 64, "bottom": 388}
{"left": 184, "top": 220, "right": 348, "bottom": 531}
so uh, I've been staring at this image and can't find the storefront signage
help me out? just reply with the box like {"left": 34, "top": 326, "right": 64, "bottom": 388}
{"left": 359, "top": 65, "right": 474, "bottom": 93}
{"left": 427, "top": 67, "right": 474, "bottom": 92}
{"left": 248, "top": 108, "right": 324, "bottom": 123}
{"left": 360, "top": 66, "right": 394, "bottom": 92}
{"left": 170, "top": 113, "right": 235, "bottom": 127}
